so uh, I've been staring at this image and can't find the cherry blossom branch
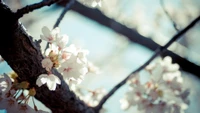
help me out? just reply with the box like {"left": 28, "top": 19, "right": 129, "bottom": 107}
{"left": 15, "top": 0, "right": 61, "bottom": 19}
{"left": 0, "top": 1, "right": 94, "bottom": 112}
{"left": 44, "top": 0, "right": 75, "bottom": 51}
{"left": 160, "top": 0, "right": 179, "bottom": 31}
{"left": 94, "top": 15, "right": 200, "bottom": 112}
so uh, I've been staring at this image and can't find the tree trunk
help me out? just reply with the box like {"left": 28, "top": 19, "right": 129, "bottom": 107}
{"left": 0, "top": 2, "right": 94, "bottom": 113}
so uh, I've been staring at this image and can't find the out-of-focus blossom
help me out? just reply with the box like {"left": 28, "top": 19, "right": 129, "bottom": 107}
{"left": 87, "top": 62, "right": 100, "bottom": 74}
{"left": 83, "top": 88, "right": 106, "bottom": 107}
{"left": 120, "top": 56, "right": 189, "bottom": 113}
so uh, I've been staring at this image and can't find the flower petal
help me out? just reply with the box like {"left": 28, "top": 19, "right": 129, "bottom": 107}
{"left": 42, "top": 26, "right": 51, "bottom": 38}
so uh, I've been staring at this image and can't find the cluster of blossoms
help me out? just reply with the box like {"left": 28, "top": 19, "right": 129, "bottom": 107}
{"left": 71, "top": 86, "right": 106, "bottom": 113}
{"left": 91, "top": 0, "right": 102, "bottom": 7}
{"left": 0, "top": 73, "right": 48, "bottom": 113}
{"left": 36, "top": 26, "right": 98, "bottom": 91}
{"left": 120, "top": 56, "right": 190, "bottom": 113}
{"left": 76, "top": 87, "right": 106, "bottom": 107}
{"left": 79, "top": 0, "right": 102, "bottom": 7}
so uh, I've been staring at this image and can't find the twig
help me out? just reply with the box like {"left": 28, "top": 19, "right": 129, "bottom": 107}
{"left": 44, "top": 0, "right": 75, "bottom": 51}
{"left": 53, "top": 0, "right": 75, "bottom": 28}
{"left": 94, "top": 15, "right": 200, "bottom": 112}
{"left": 15, "top": 0, "right": 61, "bottom": 19}
{"left": 160, "top": 0, "right": 179, "bottom": 31}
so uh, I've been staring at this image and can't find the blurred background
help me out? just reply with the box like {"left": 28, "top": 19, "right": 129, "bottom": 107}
{"left": 1, "top": 0, "right": 200, "bottom": 113}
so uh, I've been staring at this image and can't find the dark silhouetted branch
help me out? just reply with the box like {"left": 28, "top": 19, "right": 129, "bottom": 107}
{"left": 94, "top": 15, "right": 200, "bottom": 112}
{"left": 69, "top": 1, "right": 200, "bottom": 77}
{"left": 160, "top": 0, "right": 179, "bottom": 31}
{"left": 15, "top": 0, "right": 61, "bottom": 19}
{"left": 53, "top": 0, "right": 75, "bottom": 28}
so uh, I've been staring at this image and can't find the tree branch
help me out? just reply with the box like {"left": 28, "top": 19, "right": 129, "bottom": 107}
{"left": 0, "top": 2, "right": 94, "bottom": 113}
{"left": 15, "top": 0, "right": 61, "bottom": 19}
{"left": 45, "top": 0, "right": 75, "bottom": 51}
{"left": 69, "top": 1, "right": 200, "bottom": 77}
{"left": 53, "top": 0, "right": 75, "bottom": 28}
{"left": 94, "top": 15, "right": 200, "bottom": 112}
{"left": 160, "top": 0, "right": 179, "bottom": 31}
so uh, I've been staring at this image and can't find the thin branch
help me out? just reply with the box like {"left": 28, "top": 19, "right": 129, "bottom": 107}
{"left": 70, "top": 2, "right": 200, "bottom": 77}
{"left": 53, "top": 0, "right": 75, "bottom": 28}
{"left": 15, "top": 0, "right": 61, "bottom": 19}
{"left": 44, "top": 0, "right": 75, "bottom": 51}
{"left": 160, "top": 0, "right": 179, "bottom": 31}
{"left": 94, "top": 15, "right": 200, "bottom": 112}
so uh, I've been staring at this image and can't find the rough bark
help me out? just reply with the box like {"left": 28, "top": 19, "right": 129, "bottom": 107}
{"left": 0, "top": 2, "right": 94, "bottom": 113}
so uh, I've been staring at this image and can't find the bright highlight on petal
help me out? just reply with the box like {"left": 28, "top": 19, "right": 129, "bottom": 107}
{"left": 36, "top": 74, "right": 61, "bottom": 91}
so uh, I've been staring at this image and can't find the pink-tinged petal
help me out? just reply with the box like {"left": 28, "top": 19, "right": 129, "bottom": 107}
{"left": 41, "top": 58, "right": 53, "bottom": 71}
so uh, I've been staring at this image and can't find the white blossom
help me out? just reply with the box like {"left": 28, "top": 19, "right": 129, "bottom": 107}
{"left": 159, "top": 56, "right": 180, "bottom": 72}
{"left": 40, "top": 26, "right": 59, "bottom": 43}
{"left": 45, "top": 44, "right": 59, "bottom": 56}
{"left": 56, "top": 34, "right": 69, "bottom": 50}
{"left": 91, "top": 0, "right": 102, "bottom": 7}
{"left": 58, "top": 54, "right": 88, "bottom": 81}
{"left": 120, "top": 98, "right": 130, "bottom": 110}
{"left": 63, "top": 44, "right": 78, "bottom": 55}
{"left": 36, "top": 74, "right": 61, "bottom": 91}
{"left": 41, "top": 58, "right": 53, "bottom": 72}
